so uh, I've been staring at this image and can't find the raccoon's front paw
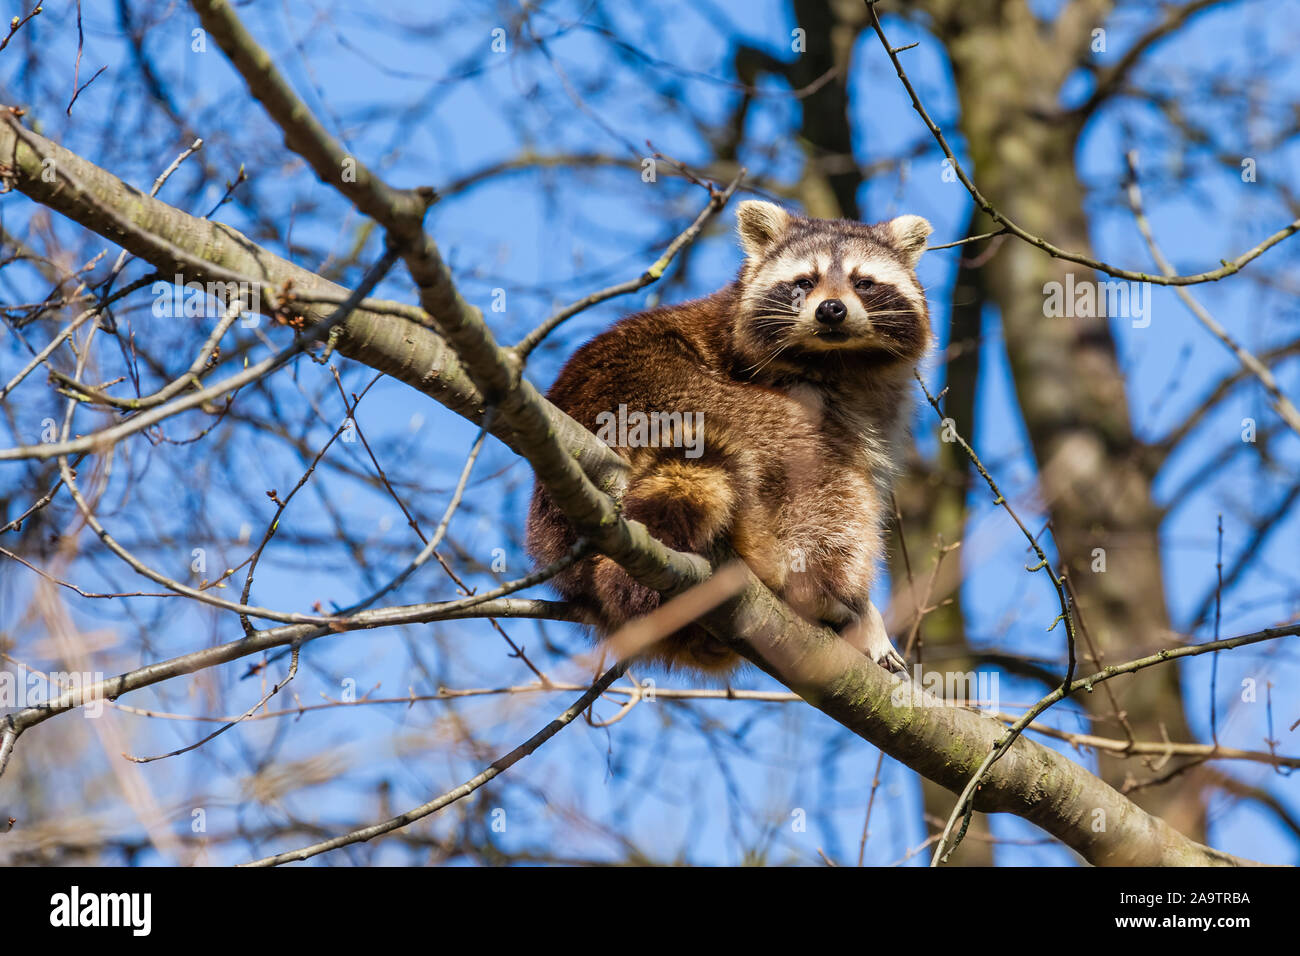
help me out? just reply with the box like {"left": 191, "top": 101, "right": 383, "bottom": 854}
{"left": 842, "top": 602, "right": 907, "bottom": 674}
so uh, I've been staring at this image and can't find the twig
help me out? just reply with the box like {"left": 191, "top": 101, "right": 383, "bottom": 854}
{"left": 863, "top": 0, "right": 1300, "bottom": 286}
{"left": 124, "top": 646, "right": 301, "bottom": 764}
{"left": 240, "top": 659, "right": 629, "bottom": 866}
{"left": 934, "top": 620, "right": 1300, "bottom": 863}
{"left": 1123, "top": 150, "right": 1300, "bottom": 440}
{"left": 913, "top": 373, "right": 1078, "bottom": 864}
{"left": 0, "top": 5, "right": 42, "bottom": 53}
{"left": 1212, "top": 514, "right": 1223, "bottom": 746}
{"left": 926, "top": 227, "right": 1009, "bottom": 251}
{"left": 240, "top": 563, "right": 750, "bottom": 865}
{"left": 512, "top": 168, "right": 745, "bottom": 357}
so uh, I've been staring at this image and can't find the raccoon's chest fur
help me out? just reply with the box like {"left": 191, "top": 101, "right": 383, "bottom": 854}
{"left": 730, "top": 379, "right": 905, "bottom": 625}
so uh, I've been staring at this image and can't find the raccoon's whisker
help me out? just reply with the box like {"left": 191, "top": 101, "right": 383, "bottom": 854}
{"left": 743, "top": 332, "right": 797, "bottom": 376}
{"left": 749, "top": 343, "right": 793, "bottom": 377}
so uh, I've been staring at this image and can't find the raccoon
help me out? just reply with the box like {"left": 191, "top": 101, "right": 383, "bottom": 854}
{"left": 526, "top": 200, "right": 933, "bottom": 676}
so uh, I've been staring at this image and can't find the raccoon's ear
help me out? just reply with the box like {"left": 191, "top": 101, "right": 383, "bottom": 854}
{"left": 736, "top": 200, "right": 793, "bottom": 257}
{"left": 883, "top": 214, "right": 933, "bottom": 269}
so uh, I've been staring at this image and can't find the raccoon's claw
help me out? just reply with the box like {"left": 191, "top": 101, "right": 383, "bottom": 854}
{"left": 860, "top": 626, "right": 907, "bottom": 673}
{"left": 879, "top": 645, "right": 908, "bottom": 674}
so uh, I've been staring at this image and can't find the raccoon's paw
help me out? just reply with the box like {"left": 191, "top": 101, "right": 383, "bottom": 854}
{"left": 842, "top": 602, "right": 907, "bottom": 674}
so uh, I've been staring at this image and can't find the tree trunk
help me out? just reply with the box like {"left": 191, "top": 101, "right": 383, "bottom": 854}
{"left": 928, "top": 0, "right": 1205, "bottom": 840}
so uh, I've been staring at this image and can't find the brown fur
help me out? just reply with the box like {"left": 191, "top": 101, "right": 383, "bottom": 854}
{"left": 526, "top": 202, "right": 933, "bottom": 676}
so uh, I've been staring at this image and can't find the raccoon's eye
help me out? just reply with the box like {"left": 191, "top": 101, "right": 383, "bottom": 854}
{"left": 794, "top": 278, "right": 815, "bottom": 292}
{"left": 854, "top": 277, "right": 875, "bottom": 292}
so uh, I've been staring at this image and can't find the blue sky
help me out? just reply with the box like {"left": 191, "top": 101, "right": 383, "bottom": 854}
{"left": 1, "top": 0, "right": 1297, "bottom": 865}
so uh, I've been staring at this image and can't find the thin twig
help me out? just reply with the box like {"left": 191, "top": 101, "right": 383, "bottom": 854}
{"left": 863, "top": 0, "right": 1300, "bottom": 286}
{"left": 240, "top": 660, "right": 629, "bottom": 867}
{"left": 512, "top": 168, "right": 745, "bottom": 357}
{"left": 1124, "top": 150, "right": 1300, "bottom": 440}
{"left": 0, "top": 4, "right": 42, "bottom": 53}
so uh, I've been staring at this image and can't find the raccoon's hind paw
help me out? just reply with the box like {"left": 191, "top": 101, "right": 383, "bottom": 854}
{"left": 876, "top": 643, "right": 908, "bottom": 674}
{"left": 843, "top": 602, "right": 908, "bottom": 674}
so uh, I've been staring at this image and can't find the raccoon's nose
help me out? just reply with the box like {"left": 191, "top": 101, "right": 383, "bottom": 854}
{"left": 815, "top": 298, "right": 847, "bottom": 325}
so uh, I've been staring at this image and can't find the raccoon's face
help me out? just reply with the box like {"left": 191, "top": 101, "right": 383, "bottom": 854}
{"left": 731, "top": 201, "right": 933, "bottom": 377}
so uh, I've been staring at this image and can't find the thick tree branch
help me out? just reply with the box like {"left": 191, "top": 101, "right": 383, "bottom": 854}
{"left": 188, "top": 0, "right": 713, "bottom": 602}
{"left": 0, "top": 112, "right": 629, "bottom": 496}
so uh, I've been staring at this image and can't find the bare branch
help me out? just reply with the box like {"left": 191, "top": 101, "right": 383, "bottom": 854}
{"left": 863, "top": 1, "right": 1300, "bottom": 287}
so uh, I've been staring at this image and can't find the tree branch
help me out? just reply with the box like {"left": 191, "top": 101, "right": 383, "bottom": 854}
{"left": 1073, "top": 0, "right": 1238, "bottom": 119}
